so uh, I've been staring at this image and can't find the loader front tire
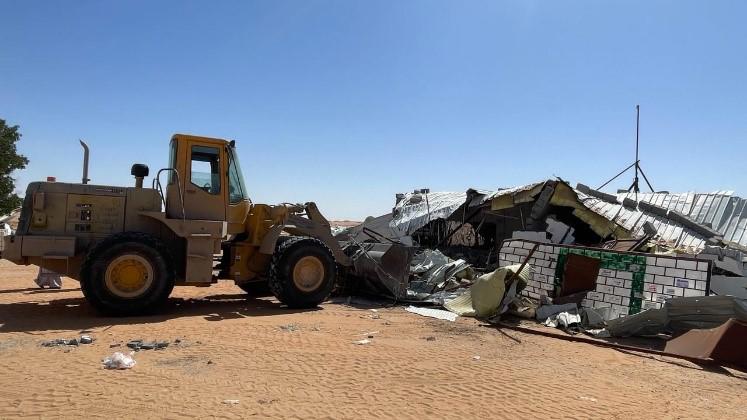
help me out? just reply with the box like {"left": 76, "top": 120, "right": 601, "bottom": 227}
{"left": 81, "top": 233, "right": 175, "bottom": 316}
{"left": 268, "top": 237, "right": 336, "bottom": 308}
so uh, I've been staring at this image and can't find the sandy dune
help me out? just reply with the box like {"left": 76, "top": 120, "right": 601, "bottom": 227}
{"left": 0, "top": 260, "right": 745, "bottom": 419}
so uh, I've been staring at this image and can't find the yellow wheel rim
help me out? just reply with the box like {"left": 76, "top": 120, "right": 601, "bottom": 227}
{"left": 292, "top": 256, "right": 325, "bottom": 293}
{"left": 104, "top": 254, "right": 154, "bottom": 298}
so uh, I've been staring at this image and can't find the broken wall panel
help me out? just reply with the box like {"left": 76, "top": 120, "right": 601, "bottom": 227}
{"left": 498, "top": 239, "right": 712, "bottom": 319}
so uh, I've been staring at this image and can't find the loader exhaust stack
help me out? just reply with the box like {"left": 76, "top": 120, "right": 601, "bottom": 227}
{"left": 79, "top": 139, "right": 90, "bottom": 185}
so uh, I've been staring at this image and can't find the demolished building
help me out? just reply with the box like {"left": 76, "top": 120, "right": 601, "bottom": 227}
{"left": 349, "top": 180, "right": 634, "bottom": 267}
{"left": 334, "top": 180, "right": 747, "bottom": 371}
{"left": 338, "top": 179, "right": 747, "bottom": 303}
{"left": 348, "top": 180, "right": 747, "bottom": 260}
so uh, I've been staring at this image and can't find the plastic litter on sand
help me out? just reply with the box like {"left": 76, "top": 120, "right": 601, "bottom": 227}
{"left": 102, "top": 352, "right": 136, "bottom": 369}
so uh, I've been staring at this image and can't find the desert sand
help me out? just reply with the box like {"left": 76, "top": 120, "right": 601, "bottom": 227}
{"left": 0, "top": 260, "right": 745, "bottom": 419}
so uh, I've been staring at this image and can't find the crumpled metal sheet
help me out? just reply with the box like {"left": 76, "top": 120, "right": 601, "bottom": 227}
{"left": 337, "top": 212, "right": 413, "bottom": 245}
{"left": 406, "top": 249, "right": 471, "bottom": 300}
{"left": 605, "top": 295, "right": 747, "bottom": 337}
{"left": 444, "top": 264, "right": 532, "bottom": 317}
{"left": 390, "top": 191, "right": 467, "bottom": 236}
{"left": 405, "top": 305, "right": 458, "bottom": 322}
{"left": 347, "top": 242, "right": 416, "bottom": 299}
{"left": 411, "top": 288, "right": 470, "bottom": 306}
{"left": 409, "top": 249, "right": 470, "bottom": 287}
{"left": 410, "top": 248, "right": 452, "bottom": 274}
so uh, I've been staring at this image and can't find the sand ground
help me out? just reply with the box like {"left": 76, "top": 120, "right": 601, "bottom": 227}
{"left": 0, "top": 260, "right": 745, "bottom": 419}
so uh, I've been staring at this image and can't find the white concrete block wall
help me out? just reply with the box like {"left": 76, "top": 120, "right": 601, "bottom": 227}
{"left": 498, "top": 239, "right": 711, "bottom": 318}
{"left": 497, "top": 242, "right": 558, "bottom": 301}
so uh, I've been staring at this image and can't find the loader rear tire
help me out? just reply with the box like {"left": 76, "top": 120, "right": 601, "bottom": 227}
{"left": 268, "top": 237, "right": 336, "bottom": 308}
{"left": 81, "top": 233, "right": 175, "bottom": 316}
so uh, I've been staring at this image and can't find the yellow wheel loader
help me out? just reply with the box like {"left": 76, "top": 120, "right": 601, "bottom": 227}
{"left": 0, "top": 134, "right": 410, "bottom": 315}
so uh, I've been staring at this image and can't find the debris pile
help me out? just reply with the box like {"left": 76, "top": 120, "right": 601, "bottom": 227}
{"left": 126, "top": 340, "right": 170, "bottom": 351}
{"left": 336, "top": 178, "right": 747, "bottom": 372}
{"left": 405, "top": 249, "right": 472, "bottom": 302}
{"left": 41, "top": 335, "right": 94, "bottom": 347}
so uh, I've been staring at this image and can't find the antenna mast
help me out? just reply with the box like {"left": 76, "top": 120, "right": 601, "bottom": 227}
{"left": 597, "top": 105, "right": 655, "bottom": 197}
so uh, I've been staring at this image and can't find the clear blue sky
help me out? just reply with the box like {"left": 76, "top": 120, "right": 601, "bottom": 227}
{"left": 2, "top": 1, "right": 746, "bottom": 220}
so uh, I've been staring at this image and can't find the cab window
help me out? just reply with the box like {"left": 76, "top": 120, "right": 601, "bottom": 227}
{"left": 227, "top": 146, "right": 248, "bottom": 204}
{"left": 190, "top": 146, "right": 221, "bottom": 194}
{"left": 168, "top": 140, "right": 177, "bottom": 184}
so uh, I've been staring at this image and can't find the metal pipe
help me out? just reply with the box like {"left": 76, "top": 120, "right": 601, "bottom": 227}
{"left": 633, "top": 104, "right": 640, "bottom": 193}
{"left": 597, "top": 161, "right": 637, "bottom": 191}
{"left": 79, "top": 140, "right": 90, "bottom": 184}
{"left": 638, "top": 164, "right": 655, "bottom": 193}
{"left": 155, "top": 168, "right": 186, "bottom": 221}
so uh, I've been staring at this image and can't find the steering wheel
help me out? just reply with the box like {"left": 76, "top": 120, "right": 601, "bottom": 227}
{"left": 202, "top": 183, "right": 212, "bottom": 193}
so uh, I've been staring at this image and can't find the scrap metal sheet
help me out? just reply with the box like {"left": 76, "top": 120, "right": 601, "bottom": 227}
{"left": 390, "top": 191, "right": 467, "bottom": 236}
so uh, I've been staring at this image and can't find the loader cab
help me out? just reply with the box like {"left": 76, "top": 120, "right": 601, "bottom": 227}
{"left": 165, "top": 134, "right": 250, "bottom": 230}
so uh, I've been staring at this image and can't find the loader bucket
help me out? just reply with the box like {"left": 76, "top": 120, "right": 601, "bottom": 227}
{"left": 345, "top": 242, "right": 415, "bottom": 299}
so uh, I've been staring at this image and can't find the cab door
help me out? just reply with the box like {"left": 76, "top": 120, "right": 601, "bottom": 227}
{"left": 182, "top": 140, "right": 227, "bottom": 221}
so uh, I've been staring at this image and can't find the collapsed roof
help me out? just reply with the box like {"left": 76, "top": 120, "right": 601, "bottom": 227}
{"left": 576, "top": 185, "right": 747, "bottom": 252}
{"left": 389, "top": 180, "right": 630, "bottom": 247}
{"left": 383, "top": 180, "right": 744, "bottom": 254}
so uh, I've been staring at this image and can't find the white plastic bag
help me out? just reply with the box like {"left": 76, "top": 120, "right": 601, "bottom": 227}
{"left": 103, "top": 352, "right": 136, "bottom": 369}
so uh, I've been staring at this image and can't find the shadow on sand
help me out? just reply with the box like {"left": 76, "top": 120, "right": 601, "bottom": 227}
{"left": 0, "top": 292, "right": 319, "bottom": 333}
{"left": 0, "top": 287, "right": 81, "bottom": 295}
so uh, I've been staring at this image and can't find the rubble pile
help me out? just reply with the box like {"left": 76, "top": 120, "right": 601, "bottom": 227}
{"left": 335, "top": 178, "right": 747, "bottom": 371}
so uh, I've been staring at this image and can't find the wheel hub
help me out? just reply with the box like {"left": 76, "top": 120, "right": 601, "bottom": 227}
{"left": 105, "top": 254, "right": 154, "bottom": 298}
{"left": 292, "top": 256, "right": 325, "bottom": 292}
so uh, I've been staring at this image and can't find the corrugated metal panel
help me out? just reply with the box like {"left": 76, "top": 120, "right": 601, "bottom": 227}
{"left": 578, "top": 196, "right": 679, "bottom": 251}
{"left": 482, "top": 182, "right": 544, "bottom": 201}
{"left": 580, "top": 190, "right": 747, "bottom": 250}
{"left": 390, "top": 191, "right": 468, "bottom": 236}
